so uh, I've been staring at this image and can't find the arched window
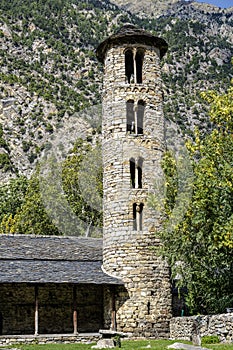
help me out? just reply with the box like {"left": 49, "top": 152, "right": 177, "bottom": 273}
{"left": 135, "top": 49, "right": 144, "bottom": 84}
{"left": 133, "top": 203, "right": 144, "bottom": 231}
{"left": 137, "top": 100, "right": 145, "bottom": 134}
{"left": 125, "top": 48, "right": 144, "bottom": 84}
{"left": 126, "top": 99, "right": 135, "bottom": 133}
{"left": 125, "top": 49, "right": 134, "bottom": 84}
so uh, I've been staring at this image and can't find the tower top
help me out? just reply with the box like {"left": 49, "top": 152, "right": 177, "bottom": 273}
{"left": 96, "top": 24, "right": 168, "bottom": 63}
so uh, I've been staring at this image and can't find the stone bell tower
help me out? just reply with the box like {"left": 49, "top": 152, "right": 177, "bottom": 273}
{"left": 96, "top": 24, "right": 172, "bottom": 337}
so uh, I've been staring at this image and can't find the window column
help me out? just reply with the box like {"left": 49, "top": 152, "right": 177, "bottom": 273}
{"left": 34, "top": 285, "right": 39, "bottom": 336}
{"left": 125, "top": 48, "right": 144, "bottom": 84}
{"left": 130, "top": 157, "right": 143, "bottom": 188}
{"left": 73, "top": 285, "right": 78, "bottom": 335}
{"left": 133, "top": 203, "right": 144, "bottom": 231}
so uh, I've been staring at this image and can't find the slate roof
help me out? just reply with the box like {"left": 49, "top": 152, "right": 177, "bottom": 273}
{"left": 0, "top": 234, "right": 123, "bottom": 285}
{"left": 96, "top": 23, "right": 168, "bottom": 63}
{"left": 0, "top": 235, "right": 103, "bottom": 261}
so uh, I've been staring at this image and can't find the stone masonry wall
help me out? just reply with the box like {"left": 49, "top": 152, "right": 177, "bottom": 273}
{"left": 0, "top": 284, "right": 35, "bottom": 334}
{"left": 170, "top": 314, "right": 233, "bottom": 343}
{"left": 101, "top": 41, "right": 172, "bottom": 337}
{"left": 0, "top": 334, "right": 101, "bottom": 346}
{"left": 0, "top": 283, "right": 103, "bottom": 335}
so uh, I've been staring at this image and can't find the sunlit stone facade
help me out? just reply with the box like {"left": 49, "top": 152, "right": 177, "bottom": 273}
{"left": 97, "top": 24, "right": 172, "bottom": 337}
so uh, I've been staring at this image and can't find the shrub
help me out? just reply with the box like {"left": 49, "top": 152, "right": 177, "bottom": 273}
{"left": 0, "top": 153, "right": 12, "bottom": 171}
{"left": 201, "top": 335, "right": 220, "bottom": 345}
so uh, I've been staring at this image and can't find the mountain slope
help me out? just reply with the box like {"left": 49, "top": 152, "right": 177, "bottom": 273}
{"left": 0, "top": 0, "right": 232, "bottom": 182}
{"left": 109, "top": 0, "right": 180, "bottom": 18}
{"left": 110, "top": 0, "right": 232, "bottom": 17}
{"left": 0, "top": 0, "right": 132, "bottom": 180}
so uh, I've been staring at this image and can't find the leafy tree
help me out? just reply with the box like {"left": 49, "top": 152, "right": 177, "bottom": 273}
{"left": 62, "top": 138, "right": 103, "bottom": 237}
{"left": 0, "top": 153, "right": 13, "bottom": 172}
{"left": 0, "top": 138, "right": 103, "bottom": 237}
{"left": 155, "top": 80, "right": 233, "bottom": 315}
{"left": 0, "top": 176, "right": 28, "bottom": 233}
{"left": 2, "top": 170, "right": 60, "bottom": 235}
{"left": 0, "top": 124, "right": 9, "bottom": 151}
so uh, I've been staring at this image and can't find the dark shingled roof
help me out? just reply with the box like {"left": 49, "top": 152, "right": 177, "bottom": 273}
{"left": 0, "top": 235, "right": 123, "bottom": 285}
{"left": 96, "top": 23, "right": 168, "bottom": 63}
{"left": 0, "top": 235, "right": 103, "bottom": 261}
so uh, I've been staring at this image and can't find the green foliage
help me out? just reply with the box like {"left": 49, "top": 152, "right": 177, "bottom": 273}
{"left": 0, "top": 137, "right": 103, "bottom": 236}
{"left": 161, "top": 151, "right": 178, "bottom": 216}
{"left": 0, "top": 0, "right": 124, "bottom": 125}
{"left": 0, "top": 0, "right": 232, "bottom": 174}
{"left": 6, "top": 171, "right": 60, "bottom": 235}
{"left": 0, "top": 124, "right": 9, "bottom": 151}
{"left": 113, "top": 335, "right": 122, "bottom": 348}
{"left": 201, "top": 335, "right": 220, "bottom": 345}
{"left": 62, "top": 138, "right": 103, "bottom": 237}
{"left": 154, "top": 81, "right": 233, "bottom": 315}
{"left": 0, "top": 153, "right": 12, "bottom": 171}
{"left": 0, "top": 176, "right": 28, "bottom": 229}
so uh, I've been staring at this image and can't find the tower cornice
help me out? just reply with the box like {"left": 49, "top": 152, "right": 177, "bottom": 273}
{"left": 96, "top": 24, "right": 168, "bottom": 63}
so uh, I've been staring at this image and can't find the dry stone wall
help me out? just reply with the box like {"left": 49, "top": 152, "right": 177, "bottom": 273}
{"left": 101, "top": 39, "right": 172, "bottom": 337}
{"left": 0, "top": 334, "right": 101, "bottom": 346}
{"left": 170, "top": 314, "right": 233, "bottom": 343}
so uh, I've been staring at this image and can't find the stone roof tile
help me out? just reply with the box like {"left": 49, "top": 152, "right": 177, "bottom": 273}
{"left": 96, "top": 23, "right": 168, "bottom": 62}
{"left": 0, "top": 235, "right": 122, "bottom": 285}
{"left": 0, "top": 260, "right": 122, "bottom": 284}
{"left": 0, "top": 234, "right": 103, "bottom": 261}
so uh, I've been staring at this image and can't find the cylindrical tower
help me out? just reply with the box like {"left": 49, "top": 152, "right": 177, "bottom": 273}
{"left": 97, "top": 24, "right": 172, "bottom": 337}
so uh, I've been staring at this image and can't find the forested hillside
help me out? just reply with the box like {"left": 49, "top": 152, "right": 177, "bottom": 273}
{"left": 0, "top": 0, "right": 232, "bottom": 236}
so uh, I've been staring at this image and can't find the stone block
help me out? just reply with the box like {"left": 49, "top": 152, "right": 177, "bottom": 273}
{"left": 92, "top": 339, "right": 115, "bottom": 349}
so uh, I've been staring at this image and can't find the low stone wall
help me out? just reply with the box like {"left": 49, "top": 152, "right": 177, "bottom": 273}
{"left": 170, "top": 313, "right": 233, "bottom": 343}
{"left": 0, "top": 334, "right": 101, "bottom": 346}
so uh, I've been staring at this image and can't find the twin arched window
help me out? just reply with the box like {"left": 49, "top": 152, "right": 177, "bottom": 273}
{"left": 125, "top": 48, "right": 144, "bottom": 84}
{"left": 126, "top": 100, "right": 145, "bottom": 135}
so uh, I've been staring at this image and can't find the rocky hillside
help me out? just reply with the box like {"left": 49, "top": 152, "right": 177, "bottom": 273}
{"left": 111, "top": 0, "right": 233, "bottom": 17}
{"left": 110, "top": 0, "right": 180, "bottom": 18}
{"left": 0, "top": 0, "right": 232, "bottom": 182}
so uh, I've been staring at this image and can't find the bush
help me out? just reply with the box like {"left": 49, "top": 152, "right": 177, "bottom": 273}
{"left": 0, "top": 153, "right": 12, "bottom": 171}
{"left": 201, "top": 335, "right": 220, "bottom": 345}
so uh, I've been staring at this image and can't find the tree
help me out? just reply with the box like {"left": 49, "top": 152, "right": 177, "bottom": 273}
{"left": 5, "top": 171, "right": 60, "bottom": 235}
{"left": 0, "top": 176, "right": 28, "bottom": 234}
{"left": 62, "top": 138, "right": 103, "bottom": 237}
{"left": 0, "top": 138, "right": 103, "bottom": 237}
{"left": 155, "top": 80, "right": 233, "bottom": 315}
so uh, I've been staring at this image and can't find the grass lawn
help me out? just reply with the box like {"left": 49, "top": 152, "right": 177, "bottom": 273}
{"left": 5, "top": 340, "right": 233, "bottom": 350}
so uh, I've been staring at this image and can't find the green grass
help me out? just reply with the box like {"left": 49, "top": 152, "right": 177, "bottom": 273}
{"left": 4, "top": 340, "right": 233, "bottom": 350}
